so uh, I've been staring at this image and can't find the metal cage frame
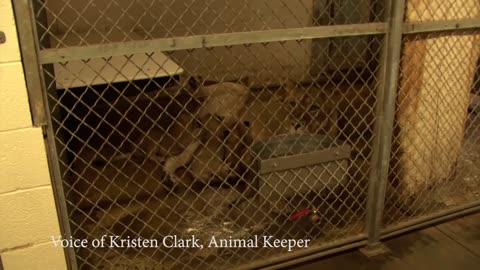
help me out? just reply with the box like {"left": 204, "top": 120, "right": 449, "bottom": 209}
{"left": 11, "top": 0, "right": 480, "bottom": 269}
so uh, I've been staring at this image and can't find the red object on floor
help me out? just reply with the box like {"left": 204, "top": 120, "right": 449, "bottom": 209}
{"left": 290, "top": 209, "right": 312, "bottom": 221}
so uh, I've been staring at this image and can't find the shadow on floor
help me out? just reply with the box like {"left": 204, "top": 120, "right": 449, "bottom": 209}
{"left": 292, "top": 212, "right": 480, "bottom": 270}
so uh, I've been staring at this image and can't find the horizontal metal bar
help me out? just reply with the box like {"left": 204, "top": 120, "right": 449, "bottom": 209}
{"left": 37, "top": 18, "right": 480, "bottom": 64}
{"left": 237, "top": 202, "right": 480, "bottom": 270}
{"left": 245, "top": 203, "right": 480, "bottom": 270}
{"left": 259, "top": 145, "right": 351, "bottom": 174}
{"left": 380, "top": 201, "right": 480, "bottom": 239}
{"left": 231, "top": 234, "right": 367, "bottom": 270}
{"left": 403, "top": 18, "right": 480, "bottom": 34}
{"left": 262, "top": 240, "right": 368, "bottom": 270}
{"left": 38, "top": 23, "right": 386, "bottom": 64}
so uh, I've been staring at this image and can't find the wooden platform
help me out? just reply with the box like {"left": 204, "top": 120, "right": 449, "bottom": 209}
{"left": 294, "top": 212, "right": 480, "bottom": 270}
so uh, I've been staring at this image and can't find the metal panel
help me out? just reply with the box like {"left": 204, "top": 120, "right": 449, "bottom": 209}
{"left": 258, "top": 147, "right": 350, "bottom": 174}
{"left": 253, "top": 134, "right": 351, "bottom": 173}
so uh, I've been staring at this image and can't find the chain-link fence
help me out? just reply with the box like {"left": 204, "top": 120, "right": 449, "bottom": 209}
{"left": 383, "top": 0, "right": 480, "bottom": 233}
{"left": 12, "top": 0, "right": 480, "bottom": 269}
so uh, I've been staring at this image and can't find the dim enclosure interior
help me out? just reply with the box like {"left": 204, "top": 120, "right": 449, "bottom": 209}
{"left": 13, "top": 0, "right": 480, "bottom": 269}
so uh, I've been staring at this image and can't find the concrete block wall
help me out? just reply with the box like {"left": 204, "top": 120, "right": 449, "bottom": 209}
{"left": 0, "top": 0, "right": 67, "bottom": 269}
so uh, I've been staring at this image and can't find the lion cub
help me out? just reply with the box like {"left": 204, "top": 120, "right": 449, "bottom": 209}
{"left": 240, "top": 81, "right": 338, "bottom": 141}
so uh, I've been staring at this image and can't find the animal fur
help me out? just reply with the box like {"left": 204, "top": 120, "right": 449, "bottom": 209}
{"left": 130, "top": 112, "right": 203, "bottom": 185}
{"left": 163, "top": 139, "right": 201, "bottom": 185}
{"left": 223, "top": 120, "right": 255, "bottom": 179}
{"left": 188, "top": 115, "right": 232, "bottom": 184}
{"left": 239, "top": 97, "right": 294, "bottom": 141}
{"left": 157, "top": 113, "right": 253, "bottom": 187}
{"left": 241, "top": 80, "right": 339, "bottom": 141}
{"left": 130, "top": 81, "right": 254, "bottom": 186}
{"left": 278, "top": 80, "right": 339, "bottom": 137}
{"left": 195, "top": 82, "right": 250, "bottom": 123}
{"left": 132, "top": 112, "right": 200, "bottom": 161}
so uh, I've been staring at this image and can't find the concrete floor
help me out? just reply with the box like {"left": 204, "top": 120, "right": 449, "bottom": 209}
{"left": 292, "top": 212, "right": 480, "bottom": 270}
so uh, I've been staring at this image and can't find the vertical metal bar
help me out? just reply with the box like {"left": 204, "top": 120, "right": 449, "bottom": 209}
{"left": 12, "top": 0, "right": 46, "bottom": 126}
{"left": 12, "top": 0, "right": 78, "bottom": 269}
{"left": 42, "top": 121, "right": 79, "bottom": 270}
{"left": 362, "top": 0, "right": 405, "bottom": 256}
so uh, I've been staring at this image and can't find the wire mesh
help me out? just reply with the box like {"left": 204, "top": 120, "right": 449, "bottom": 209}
{"left": 41, "top": 35, "right": 381, "bottom": 269}
{"left": 384, "top": 30, "right": 480, "bottom": 227}
{"left": 21, "top": 0, "right": 480, "bottom": 269}
{"left": 33, "top": 0, "right": 384, "bottom": 49}
{"left": 405, "top": 0, "right": 480, "bottom": 22}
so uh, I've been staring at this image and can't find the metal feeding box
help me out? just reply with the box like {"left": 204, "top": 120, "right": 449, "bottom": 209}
{"left": 252, "top": 134, "right": 351, "bottom": 210}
